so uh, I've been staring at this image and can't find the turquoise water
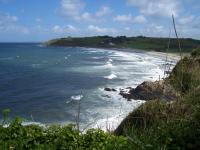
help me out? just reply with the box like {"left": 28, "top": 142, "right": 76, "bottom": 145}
{"left": 0, "top": 43, "right": 176, "bottom": 130}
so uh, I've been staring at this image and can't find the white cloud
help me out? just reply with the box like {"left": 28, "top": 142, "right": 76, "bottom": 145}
{"left": 178, "top": 15, "right": 195, "bottom": 25}
{"left": 134, "top": 15, "right": 147, "bottom": 23}
{"left": 125, "top": 27, "right": 130, "bottom": 31}
{"left": 60, "top": 1, "right": 109, "bottom": 22}
{"left": 127, "top": 0, "right": 181, "bottom": 17}
{"left": 155, "top": 25, "right": 164, "bottom": 31}
{"left": 60, "top": 0, "right": 85, "bottom": 20}
{"left": 114, "top": 14, "right": 146, "bottom": 23}
{"left": 0, "top": 12, "right": 29, "bottom": 34}
{"left": 81, "top": 12, "right": 94, "bottom": 21}
{"left": 96, "top": 6, "right": 111, "bottom": 17}
{"left": 35, "top": 17, "right": 42, "bottom": 22}
{"left": 88, "top": 25, "right": 116, "bottom": 34}
{"left": 0, "top": 12, "right": 18, "bottom": 25}
{"left": 52, "top": 25, "right": 61, "bottom": 33}
{"left": 6, "top": 25, "right": 29, "bottom": 34}
{"left": 52, "top": 25, "right": 77, "bottom": 34}
{"left": 60, "top": 0, "right": 95, "bottom": 22}
{"left": 67, "top": 24, "right": 77, "bottom": 31}
{"left": 142, "top": 23, "right": 170, "bottom": 37}
{"left": 114, "top": 14, "right": 132, "bottom": 22}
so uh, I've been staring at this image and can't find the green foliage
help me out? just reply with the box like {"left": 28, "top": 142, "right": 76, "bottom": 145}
{"left": 191, "top": 47, "right": 200, "bottom": 57}
{"left": 2, "top": 109, "right": 10, "bottom": 125}
{"left": 114, "top": 48, "right": 200, "bottom": 149}
{"left": 114, "top": 97, "right": 200, "bottom": 149}
{"left": 169, "top": 54, "right": 200, "bottom": 93}
{"left": 0, "top": 117, "right": 130, "bottom": 150}
{"left": 45, "top": 36, "right": 200, "bottom": 53}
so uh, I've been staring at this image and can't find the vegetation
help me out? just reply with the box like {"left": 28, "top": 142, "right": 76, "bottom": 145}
{"left": 1, "top": 48, "right": 200, "bottom": 149}
{"left": 0, "top": 117, "right": 130, "bottom": 149}
{"left": 114, "top": 47, "right": 200, "bottom": 149}
{"left": 45, "top": 36, "right": 200, "bottom": 52}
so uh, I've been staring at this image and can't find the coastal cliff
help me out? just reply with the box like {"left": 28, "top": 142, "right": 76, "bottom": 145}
{"left": 114, "top": 47, "right": 200, "bottom": 149}
{"left": 119, "top": 80, "right": 179, "bottom": 101}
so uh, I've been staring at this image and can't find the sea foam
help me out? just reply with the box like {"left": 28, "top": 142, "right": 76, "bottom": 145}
{"left": 104, "top": 73, "right": 117, "bottom": 79}
{"left": 71, "top": 95, "right": 83, "bottom": 101}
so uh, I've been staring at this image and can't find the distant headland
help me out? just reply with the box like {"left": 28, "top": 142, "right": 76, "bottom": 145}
{"left": 45, "top": 36, "right": 200, "bottom": 53}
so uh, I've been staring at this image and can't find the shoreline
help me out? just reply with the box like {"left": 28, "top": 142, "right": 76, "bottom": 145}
{"left": 1, "top": 45, "right": 180, "bottom": 132}
{"left": 100, "top": 47, "right": 181, "bottom": 62}
{"left": 48, "top": 44, "right": 181, "bottom": 62}
{"left": 87, "top": 46, "right": 180, "bottom": 131}
{"left": 100, "top": 47, "right": 180, "bottom": 130}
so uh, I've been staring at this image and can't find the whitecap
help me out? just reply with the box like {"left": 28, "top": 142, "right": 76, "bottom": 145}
{"left": 98, "top": 87, "right": 104, "bottom": 91}
{"left": 71, "top": 95, "right": 83, "bottom": 101}
{"left": 92, "top": 56, "right": 104, "bottom": 60}
{"left": 3, "top": 121, "right": 45, "bottom": 128}
{"left": 22, "top": 121, "right": 45, "bottom": 127}
{"left": 92, "top": 57, "right": 99, "bottom": 59}
{"left": 108, "top": 58, "right": 113, "bottom": 62}
{"left": 104, "top": 73, "right": 117, "bottom": 79}
{"left": 88, "top": 100, "right": 145, "bottom": 131}
{"left": 66, "top": 100, "right": 72, "bottom": 104}
{"left": 105, "top": 61, "right": 113, "bottom": 68}
{"left": 86, "top": 50, "right": 98, "bottom": 53}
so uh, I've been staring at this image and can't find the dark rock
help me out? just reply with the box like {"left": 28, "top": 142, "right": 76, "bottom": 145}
{"left": 164, "top": 71, "right": 171, "bottom": 74}
{"left": 125, "top": 87, "right": 134, "bottom": 91}
{"left": 104, "top": 88, "right": 117, "bottom": 92}
{"left": 112, "top": 88, "right": 117, "bottom": 92}
{"left": 128, "top": 81, "right": 164, "bottom": 100}
{"left": 119, "top": 80, "right": 178, "bottom": 101}
{"left": 119, "top": 91, "right": 133, "bottom": 101}
{"left": 101, "top": 95, "right": 111, "bottom": 98}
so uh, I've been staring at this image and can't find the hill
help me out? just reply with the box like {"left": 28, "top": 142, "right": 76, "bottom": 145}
{"left": 45, "top": 36, "right": 200, "bottom": 52}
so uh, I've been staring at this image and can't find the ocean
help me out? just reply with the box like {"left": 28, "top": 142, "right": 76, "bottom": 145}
{"left": 0, "top": 43, "right": 177, "bottom": 130}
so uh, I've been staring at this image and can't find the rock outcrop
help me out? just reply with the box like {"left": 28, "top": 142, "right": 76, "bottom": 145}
{"left": 104, "top": 88, "right": 117, "bottom": 92}
{"left": 119, "top": 80, "right": 179, "bottom": 101}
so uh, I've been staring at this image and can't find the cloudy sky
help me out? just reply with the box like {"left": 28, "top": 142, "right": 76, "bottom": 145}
{"left": 0, "top": 0, "right": 200, "bottom": 42}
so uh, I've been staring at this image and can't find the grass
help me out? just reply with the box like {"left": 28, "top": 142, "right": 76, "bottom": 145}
{"left": 114, "top": 47, "right": 200, "bottom": 149}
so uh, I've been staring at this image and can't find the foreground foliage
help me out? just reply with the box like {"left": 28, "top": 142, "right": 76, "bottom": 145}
{"left": 0, "top": 118, "right": 130, "bottom": 150}
{"left": 115, "top": 48, "right": 200, "bottom": 149}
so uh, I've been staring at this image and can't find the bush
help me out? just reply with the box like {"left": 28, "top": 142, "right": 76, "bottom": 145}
{"left": 0, "top": 117, "right": 131, "bottom": 150}
{"left": 191, "top": 47, "right": 200, "bottom": 57}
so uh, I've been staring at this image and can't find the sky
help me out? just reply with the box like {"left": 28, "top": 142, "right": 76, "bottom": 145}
{"left": 0, "top": 0, "right": 200, "bottom": 42}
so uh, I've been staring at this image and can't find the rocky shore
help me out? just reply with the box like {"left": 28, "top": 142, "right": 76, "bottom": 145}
{"left": 104, "top": 79, "right": 179, "bottom": 102}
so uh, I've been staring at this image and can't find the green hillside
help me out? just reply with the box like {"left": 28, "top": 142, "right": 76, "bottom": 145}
{"left": 114, "top": 47, "right": 200, "bottom": 149}
{"left": 45, "top": 36, "right": 200, "bottom": 52}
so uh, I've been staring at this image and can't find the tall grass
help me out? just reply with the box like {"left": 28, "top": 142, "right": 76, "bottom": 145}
{"left": 114, "top": 47, "right": 200, "bottom": 149}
